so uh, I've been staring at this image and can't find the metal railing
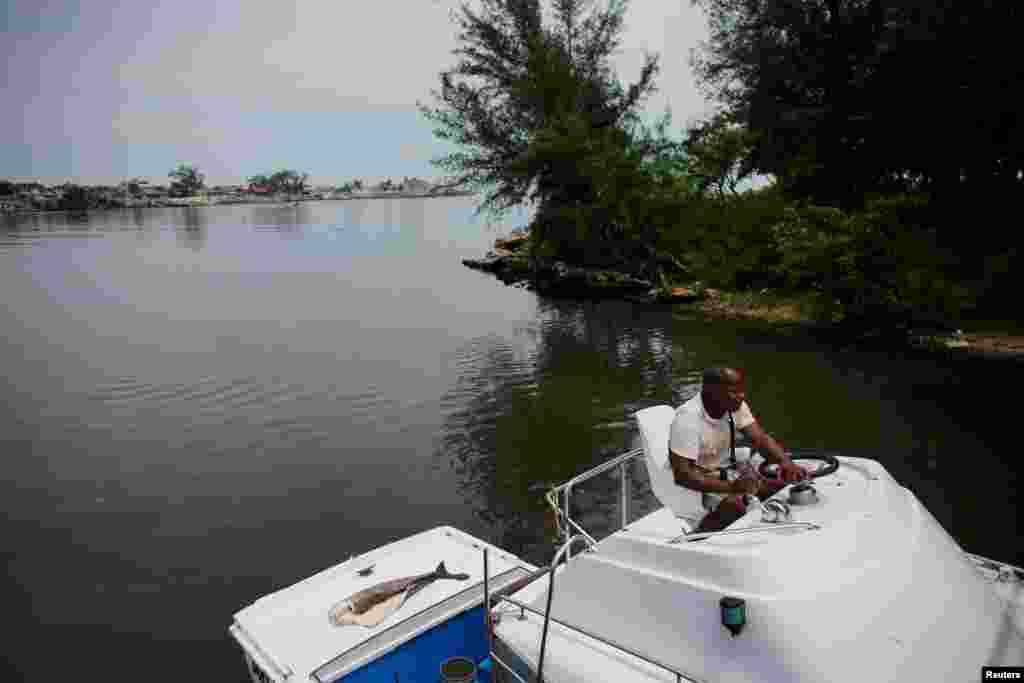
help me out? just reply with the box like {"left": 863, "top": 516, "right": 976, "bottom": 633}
{"left": 669, "top": 522, "right": 821, "bottom": 544}
{"left": 543, "top": 446, "right": 830, "bottom": 555}
{"left": 482, "top": 538, "right": 703, "bottom": 683}
{"left": 544, "top": 447, "right": 645, "bottom": 562}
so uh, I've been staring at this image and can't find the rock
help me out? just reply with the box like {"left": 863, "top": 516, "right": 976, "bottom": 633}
{"left": 649, "top": 285, "right": 715, "bottom": 303}
{"left": 463, "top": 252, "right": 651, "bottom": 296}
{"left": 494, "top": 233, "right": 529, "bottom": 251}
{"left": 907, "top": 328, "right": 969, "bottom": 350}
{"left": 669, "top": 287, "right": 699, "bottom": 301}
{"left": 462, "top": 256, "right": 508, "bottom": 274}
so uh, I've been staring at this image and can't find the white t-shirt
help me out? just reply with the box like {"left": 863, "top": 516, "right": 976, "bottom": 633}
{"left": 662, "top": 393, "right": 756, "bottom": 521}
{"left": 669, "top": 393, "right": 756, "bottom": 471}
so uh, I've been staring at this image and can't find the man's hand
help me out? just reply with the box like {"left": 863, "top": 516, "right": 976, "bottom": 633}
{"left": 778, "top": 460, "right": 807, "bottom": 483}
{"left": 731, "top": 476, "right": 759, "bottom": 496}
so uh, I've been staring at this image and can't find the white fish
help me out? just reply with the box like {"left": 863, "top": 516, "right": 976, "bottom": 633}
{"left": 329, "top": 562, "right": 470, "bottom": 628}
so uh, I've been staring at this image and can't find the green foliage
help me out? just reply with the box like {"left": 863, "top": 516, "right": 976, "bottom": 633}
{"left": 336, "top": 179, "right": 363, "bottom": 193}
{"left": 518, "top": 107, "right": 698, "bottom": 270}
{"left": 655, "top": 186, "right": 789, "bottom": 289}
{"left": 248, "top": 170, "right": 309, "bottom": 195}
{"left": 168, "top": 164, "right": 204, "bottom": 197}
{"left": 272, "top": 170, "right": 308, "bottom": 195}
{"left": 769, "top": 195, "right": 974, "bottom": 329}
{"left": 684, "top": 111, "right": 759, "bottom": 198}
{"left": 58, "top": 185, "right": 91, "bottom": 211}
{"left": 651, "top": 189, "right": 973, "bottom": 330}
{"left": 419, "top": 0, "right": 659, "bottom": 219}
{"left": 124, "top": 178, "right": 146, "bottom": 196}
{"left": 690, "top": 0, "right": 1024, "bottom": 212}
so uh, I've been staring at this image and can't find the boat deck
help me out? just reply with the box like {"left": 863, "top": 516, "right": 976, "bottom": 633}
{"left": 493, "top": 456, "right": 1024, "bottom": 683}
{"left": 231, "top": 526, "right": 534, "bottom": 681}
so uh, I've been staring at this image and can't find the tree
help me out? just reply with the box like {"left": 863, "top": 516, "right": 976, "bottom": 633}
{"left": 248, "top": 170, "right": 309, "bottom": 195}
{"left": 168, "top": 164, "right": 205, "bottom": 197}
{"left": 418, "top": 0, "right": 659, "bottom": 220}
{"left": 684, "top": 111, "right": 758, "bottom": 198}
{"left": 247, "top": 174, "right": 271, "bottom": 189}
{"left": 124, "top": 178, "right": 147, "bottom": 196}
{"left": 268, "top": 170, "right": 309, "bottom": 196}
{"left": 58, "top": 185, "right": 91, "bottom": 211}
{"left": 689, "top": 0, "right": 1024, "bottom": 213}
{"left": 336, "top": 179, "right": 365, "bottom": 193}
{"left": 690, "top": 0, "right": 1024, "bottom": 315}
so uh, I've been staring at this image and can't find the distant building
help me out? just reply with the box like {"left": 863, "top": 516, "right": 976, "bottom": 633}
{"left": 403, "top": 177, "right": 432, "bottom": 193}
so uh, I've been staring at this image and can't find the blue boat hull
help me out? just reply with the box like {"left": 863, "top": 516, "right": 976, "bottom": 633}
{"left": 340, "top": 606, "right": 490, "bottom": 683}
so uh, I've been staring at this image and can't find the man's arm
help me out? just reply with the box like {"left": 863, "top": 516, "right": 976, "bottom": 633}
{"left": 668, "top": 450, "right": 752, "bottom": 495}
{"left": 740, "top": 422, "right": 807, "bottom": 482}
{"left": 741, "top": 422, "right": 789, "bottom": 465}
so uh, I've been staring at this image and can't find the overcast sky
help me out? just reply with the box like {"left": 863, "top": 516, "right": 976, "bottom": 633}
{"left": 2, "top": 0, "right": 719, "bottom": 186}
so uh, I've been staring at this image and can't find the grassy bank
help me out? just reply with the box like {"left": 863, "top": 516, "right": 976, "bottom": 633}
{"left": 686, "top": 290, "right": 1024, "bottom": 360}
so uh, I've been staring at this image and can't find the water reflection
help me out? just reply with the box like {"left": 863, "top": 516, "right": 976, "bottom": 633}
{"left": 130, "top": 207, "right": 146, "bottom": 230}
{"left": 66, "top": 210, "right": 91, "bottom": 226}
{"left": 346, "top": 198, "right": 369, "bottom": 229}
{"left": 249, "top": 203, "right": 314, "bottom": 236}
{"left": 399, "top": 196, "right": 426, "bottom": 231}
{"left": 176, "top": 207, "right": 207, "bottom": 250}
{"left": 0, "top": 198, "right": 1020, "bottom": 683}
{"left": 435, "top": 300, "right": 697, "bottom": 559}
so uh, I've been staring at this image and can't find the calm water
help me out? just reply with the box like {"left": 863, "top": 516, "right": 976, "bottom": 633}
{"left": 2, "top": 200, "right": 1019, "bottom": 681}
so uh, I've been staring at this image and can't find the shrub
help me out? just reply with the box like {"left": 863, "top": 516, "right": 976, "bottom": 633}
{"left": 772, "top": 195, "right": 974, "bottom": 330}
{"left": 655, "top": 188, "right": 789, "bottom": 289}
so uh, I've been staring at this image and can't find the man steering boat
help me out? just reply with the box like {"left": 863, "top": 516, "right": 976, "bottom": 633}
{"left": 668, "top": 367, "right": 807, "bottom": 533}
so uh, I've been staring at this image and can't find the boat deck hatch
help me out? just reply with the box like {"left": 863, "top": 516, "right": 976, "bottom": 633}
{"left": 311, "top": 566, "right": 529, "bottom": 683}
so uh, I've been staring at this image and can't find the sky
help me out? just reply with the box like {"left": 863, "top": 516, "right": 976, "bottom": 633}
{"left": 2, "top": 0, "right": 722, "bottom": 187}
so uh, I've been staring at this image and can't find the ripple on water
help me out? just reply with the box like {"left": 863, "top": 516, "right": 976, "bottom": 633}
{"left": 89, "top": 376, "right": 219, "bottom": 405}
{"left": 89, "top": 375, "right": 321, "bottom": 417}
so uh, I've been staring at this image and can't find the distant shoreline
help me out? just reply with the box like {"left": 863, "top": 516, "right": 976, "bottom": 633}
{"left": 1, "top": 190, "right": 477, "bottom": 216}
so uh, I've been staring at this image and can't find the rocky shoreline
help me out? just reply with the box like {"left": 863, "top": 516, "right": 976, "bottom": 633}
{"left": 464, "top": 232, "right": 1024, "bottom": 361}
{"left": 462, "top": 232, "right": 716, "bottom": 303}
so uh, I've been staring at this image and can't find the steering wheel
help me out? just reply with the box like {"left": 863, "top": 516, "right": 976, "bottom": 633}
{"left": 759, "top": 452, "right": 840, "bottom": 480}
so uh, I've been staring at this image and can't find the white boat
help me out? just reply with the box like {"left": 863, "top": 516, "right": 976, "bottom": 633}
{"left": 230, "top": 405, "right": 1024, "bottom": 682}
{"left": 230, "top": 525, "right": 545, "bottom": 682}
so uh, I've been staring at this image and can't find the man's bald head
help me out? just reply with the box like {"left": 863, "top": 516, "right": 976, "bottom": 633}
{"left": 702, "top": 367, "right": 743, "bottom": 387}
{"left": 701, "top": 367, "right": 746, "bottom": 418}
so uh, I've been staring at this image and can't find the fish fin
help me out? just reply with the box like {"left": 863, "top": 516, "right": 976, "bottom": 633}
{"left": 436, "top": 561, "right": 446, "bottom": 575}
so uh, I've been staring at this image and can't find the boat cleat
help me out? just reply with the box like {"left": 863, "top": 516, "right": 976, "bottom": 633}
{"left": 761, "top": 498, "right": 792, "bottom": 523}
